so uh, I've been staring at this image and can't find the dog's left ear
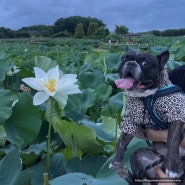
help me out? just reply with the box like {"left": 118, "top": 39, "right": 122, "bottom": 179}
{"left": 157, "top": 50, "right": 169, "bottom": 70}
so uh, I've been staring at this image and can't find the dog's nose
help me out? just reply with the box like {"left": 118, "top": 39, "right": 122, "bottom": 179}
{"left": 127, "top": 61, "right": 137, "bottom": 67}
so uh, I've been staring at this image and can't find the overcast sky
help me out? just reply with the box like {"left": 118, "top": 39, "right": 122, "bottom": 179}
{"left": 0, "top": 0, "right": 185, "bottom": 33}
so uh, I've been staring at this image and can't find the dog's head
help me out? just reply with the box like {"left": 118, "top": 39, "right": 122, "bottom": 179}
{"left": 115, "top": 49, "right": 169, "bottom": 97}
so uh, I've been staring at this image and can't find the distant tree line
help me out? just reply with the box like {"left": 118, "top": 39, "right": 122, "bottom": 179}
{"left": 0, "top": 25, "right": 54, "bottom": 38}
{"left": 0, "top": 16, "right": 184, "bottom": 38}
{"left": 152, "top": 28, "right": 185, "bottom": 37}
{"left": 0, "top": 16, "right": 110, "bottom": 39}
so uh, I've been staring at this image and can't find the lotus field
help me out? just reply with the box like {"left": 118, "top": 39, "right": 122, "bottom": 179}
{"left": 0, "top": 36, "right": 185, "bottom": 185}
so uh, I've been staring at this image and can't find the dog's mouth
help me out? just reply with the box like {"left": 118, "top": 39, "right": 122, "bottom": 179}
{"left": 115, "top": 77, "right": 153, "bottom": 90}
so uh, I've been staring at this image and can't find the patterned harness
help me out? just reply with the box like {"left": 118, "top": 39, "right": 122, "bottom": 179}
{"left": 140, "top": 85, "right": 183, "bottom": 130}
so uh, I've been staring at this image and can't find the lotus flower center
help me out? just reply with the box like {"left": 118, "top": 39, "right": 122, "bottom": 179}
{"left": 44, "top": 79, "right": 56, "bottom": 93}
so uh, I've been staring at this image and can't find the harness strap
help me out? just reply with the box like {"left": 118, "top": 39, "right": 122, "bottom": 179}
{"left": 140, "top": 85, "right": 183, "bottom": 130}
{"left": 154, "top": 85, "right": 183, "bottom": 98}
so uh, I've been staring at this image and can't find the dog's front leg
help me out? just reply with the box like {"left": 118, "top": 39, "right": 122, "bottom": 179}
{"left": 109, "top": 132, "right": 133, "bottom": 179}
{"left": 163, "top": 120, "right": 184, "bottom": 178}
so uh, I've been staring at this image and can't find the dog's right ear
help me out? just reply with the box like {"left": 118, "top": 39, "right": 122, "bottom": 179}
{"left": 157, "top": 50, "right": 170, "bottom": 70}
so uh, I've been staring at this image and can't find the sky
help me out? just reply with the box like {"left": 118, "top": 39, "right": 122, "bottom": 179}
{"left": 0, "top": 0, "right": 185, "bottom": 33}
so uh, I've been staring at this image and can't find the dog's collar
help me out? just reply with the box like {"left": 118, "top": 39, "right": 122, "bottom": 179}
{"left": 140, "top": 85, "right": 183, "bottom": 130}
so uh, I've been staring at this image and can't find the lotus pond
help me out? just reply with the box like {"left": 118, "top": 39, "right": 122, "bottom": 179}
{"left": 0, "top": 37, "right": 185, "bottom": 185}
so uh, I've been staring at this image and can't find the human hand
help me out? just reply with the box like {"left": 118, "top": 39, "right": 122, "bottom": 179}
{"left": 147, "top": 166, "right": 177, "bottom": 185}
{"left": 154, "top": 166, "right": 177, "bottom": 185}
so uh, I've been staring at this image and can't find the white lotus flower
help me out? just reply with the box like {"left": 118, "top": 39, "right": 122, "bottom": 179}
{"left": 22, "top": 65, "right": 81, "bottom": 108}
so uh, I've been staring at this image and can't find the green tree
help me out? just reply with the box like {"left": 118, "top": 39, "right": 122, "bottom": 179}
{"left": 0, "top": 27, "right": 15, "bottom": 38}
{"left": 87, "top": 22, "right": 98, "bottom": 37}
{"left": 53, "top": 16, "right": 106, "bottom": 36}
{"left": 152, "top": 30, "right": 161, "bottom": 36}
{"left": 17, "top": 25, "right": 54, "bottom": 37}
{"left": 53, "top": 18, "right": 66, "bottom": 33}
{"left": 74, "top": 23, "right": 85, "bottom": 38}
{"left": 161, "top": 29, "right": 185, "bottom": 37}
{"left": 115, "top": 25, "right": 129, "bottom": 34}
{"left": 94, "top": 26, "right": 110, "bottom": 38}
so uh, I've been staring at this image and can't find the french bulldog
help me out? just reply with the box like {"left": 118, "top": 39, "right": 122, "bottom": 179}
{"left": 109, "top": 49, "right": 185, "bottom": 184}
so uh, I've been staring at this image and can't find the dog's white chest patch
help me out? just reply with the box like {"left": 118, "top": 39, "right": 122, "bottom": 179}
{"left": 126, "top": 88, "right": 158, "bottom": 97}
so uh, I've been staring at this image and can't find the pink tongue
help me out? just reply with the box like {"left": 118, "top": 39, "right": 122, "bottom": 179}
{"left": 115, "top": 78, "right": 135, "bottom": 90}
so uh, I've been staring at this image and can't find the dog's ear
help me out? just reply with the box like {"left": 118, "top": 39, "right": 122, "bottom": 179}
{"left": 157, "top": 50, "right": 169, "bottom": 70}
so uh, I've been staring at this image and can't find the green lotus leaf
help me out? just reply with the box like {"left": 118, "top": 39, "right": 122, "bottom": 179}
{"left": 21, "top": 142, "right": 46, "bottom": 166}
{"left": 14, "top": 169, "right": 31, "bottom": 185}
{"left": 0, "top": 147, "right": 22, "bottom": 185}
{"left": 66, "top": 155, "right": 107, "bottom": 177}
{"left": 0, "top": 125, "right": 6, "bottom": 146}
{"left": 174, "top": 45, "right": 185, "bottom": 61}
{"left": 95, "top": 84, "right": 112, "bottom": 101}
{"left": 66, "top": 88, "right": 96, "bottom": 113}
{"left": 0, "top": 89, "right": 13, "bottom": 124}
{"left": 49, "top": 172, "right": 125, "bottom": 185}
{"left": 54, "top": 120, "right": 103, "bottom": 153}
{"left": 0, "top": 59, "right": 13, "bottom": 81}
{"left": 35, "top": 56, "right": 58, "bottom": 72}
{"left": 79, "top": 70, "right": 104, "bottom": 89}
{"left": 80, "top": 119, "right": 115, "bottom": 142}
{"left": 105, "top": 53, "right": 121, "bottom": 70}
{"left": 4, "top": 93, "right": 42, "bottom": 147}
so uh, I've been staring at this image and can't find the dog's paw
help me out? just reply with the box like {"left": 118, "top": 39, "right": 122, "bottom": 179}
{"left": 109, "top": 161, "right": 129, "bottom": 179}
{"left": 109, "top": 161, "right": 122, "bottom": 170}
{"left": 163, "top": 158, "right": 184, "bottom": 178}
{"left": 165, "top": 169, "right": 183, "bottom": 178}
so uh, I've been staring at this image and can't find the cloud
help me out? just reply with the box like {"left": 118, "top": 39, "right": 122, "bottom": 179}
{"left": 0, "top": 0, "right": 184, "bottom": 32}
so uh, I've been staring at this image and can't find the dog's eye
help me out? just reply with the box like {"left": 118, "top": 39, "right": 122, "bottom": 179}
{"left": 142, "top": 61, "right": 149, "bottom": 66}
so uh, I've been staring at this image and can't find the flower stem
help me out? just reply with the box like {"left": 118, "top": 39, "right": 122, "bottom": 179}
{"left": 115, "top": 114, "right": 118, "bottom": 141}
{"left": 43, "top": 173, "right": 49, "bottom": 185}
{"left": 46, "top": 98, "right": 53, "bottom": 175}
{"left": 46, "top": 121, "right": 51, "bottom": 173}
